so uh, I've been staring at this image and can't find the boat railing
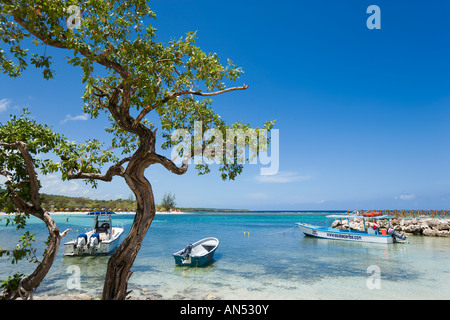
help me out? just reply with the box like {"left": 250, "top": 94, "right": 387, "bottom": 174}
{"left": 316, "top": 219, "right": 328, "bottom": 228}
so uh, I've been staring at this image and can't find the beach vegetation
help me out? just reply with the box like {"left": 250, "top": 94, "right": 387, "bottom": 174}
{"left": 39, "top": 194, "right": 139, "bottom": 212}
{"left": 0, "top": 0, "right": 274, "bottom": 299}
{"left": 160, "top": 192, "right": 176, "bottom": 211}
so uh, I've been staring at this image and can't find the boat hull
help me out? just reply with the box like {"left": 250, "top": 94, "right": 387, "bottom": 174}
{"left": 173, "top": 250, "right": 216, "bottom": 266}
{"left": 297, "top": 223, "right": 393, "bottom": 244}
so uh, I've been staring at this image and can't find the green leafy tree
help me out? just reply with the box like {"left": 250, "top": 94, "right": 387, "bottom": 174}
{"left": 160, "top": 192, "right": 176, "bottom": 211}
{"left": 0, "top": 0, "right": 275, "bottom": 299}
{"left": 0, "top": 111, "right": 70, "bottom": 300}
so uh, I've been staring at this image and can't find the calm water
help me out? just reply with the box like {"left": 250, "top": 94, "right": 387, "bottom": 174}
{"left": 1, "top": 212, "right": 450, "bottom": 299}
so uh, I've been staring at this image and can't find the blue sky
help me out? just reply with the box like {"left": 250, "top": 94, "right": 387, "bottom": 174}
{"left": 1, "top": 0, "right": 450, "bottom": 210}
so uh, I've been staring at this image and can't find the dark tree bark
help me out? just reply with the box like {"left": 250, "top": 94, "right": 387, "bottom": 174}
{"left": 101, "top": 139, "right": 157, "bottom": 299}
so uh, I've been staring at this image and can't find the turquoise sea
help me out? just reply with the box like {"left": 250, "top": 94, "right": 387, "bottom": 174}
{"left": 1, "top": 211, "right": 450, "bottom": 300}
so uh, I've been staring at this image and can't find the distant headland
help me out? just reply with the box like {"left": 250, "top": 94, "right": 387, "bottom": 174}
{"left": 0, "top": 192, "right": 248, "bottom": 213}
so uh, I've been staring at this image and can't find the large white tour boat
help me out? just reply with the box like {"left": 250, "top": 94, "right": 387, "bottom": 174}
{"left": 297, "top": 213, "right": 407, "bottom": 244}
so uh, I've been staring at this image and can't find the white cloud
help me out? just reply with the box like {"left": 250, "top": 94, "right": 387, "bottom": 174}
{"left": 60, "top": 114, "right": 89, "bottom": 124}
{"left": 40, "top": 174, "right": 91, "bottom": 197}
{"left": 395, "top": 193, "right": 416, "bottom": 200}
{"left": 0, "top": 98, "right": 11, "bottom": 112}
{"left": 255, "top": 171, "right": 311, "bottom": 183}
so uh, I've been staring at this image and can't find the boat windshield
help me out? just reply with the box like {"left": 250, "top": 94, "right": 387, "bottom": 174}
{"left": 93, "top": 215, "right": 112, "bottom": 233}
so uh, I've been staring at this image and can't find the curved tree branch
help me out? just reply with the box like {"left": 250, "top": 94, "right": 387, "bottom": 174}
{"left": 14, "top": 141, "right": 41, "bottom": 210}
{"left": 133, "top": 84, "right": 249, "bottom": 126}
{"left": 66, "top": 157, "right": 130, "bottom": 181}
{"left": 0, "top": 167, "right": 33, "bottom": 213}
{"left": 151, "top": 153, "right": 189, "bottom": 175}
{"left": 0, "top": 141, "right": 41, "bottom": 212}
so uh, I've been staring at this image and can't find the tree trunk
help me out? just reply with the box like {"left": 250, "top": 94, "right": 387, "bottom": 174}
{"left": 101, "top": 153, "right": 156, "bottom": 300}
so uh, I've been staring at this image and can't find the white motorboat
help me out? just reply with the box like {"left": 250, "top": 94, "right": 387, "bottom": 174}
{"left": 64, "top": 211, "right": 124, "bottom": 256}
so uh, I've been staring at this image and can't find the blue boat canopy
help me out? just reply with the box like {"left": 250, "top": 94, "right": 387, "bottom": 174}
{"left": 87, "top": 210, "right": 116, "bottom": 215}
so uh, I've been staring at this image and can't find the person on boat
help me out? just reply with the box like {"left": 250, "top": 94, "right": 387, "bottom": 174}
{"left": 372, "top": 219, "right": 378, "bottom": 234}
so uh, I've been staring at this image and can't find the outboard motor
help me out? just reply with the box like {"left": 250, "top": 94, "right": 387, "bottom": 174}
{"left": 77, "top": 234, "right": 87, "bottom": 247}
{"left": 182, "top": 244, "right": 193, "bottom": 259}
{"left": 76, "top": 234, "right": 87, "bottom": 254}
{"left": 388, "top": 228, "right": 407, "bottom": 242}
{"left": 89, "top": 234, "right": 100, "bottom": 253}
